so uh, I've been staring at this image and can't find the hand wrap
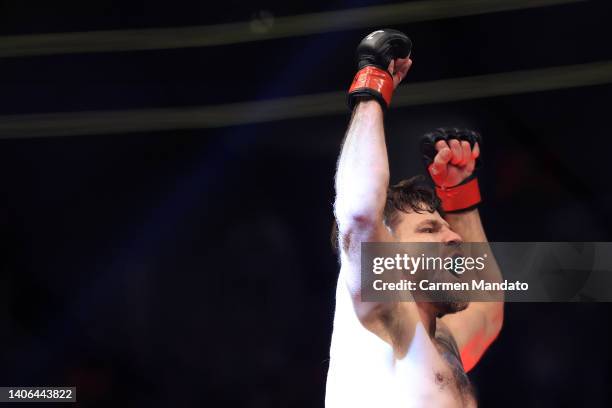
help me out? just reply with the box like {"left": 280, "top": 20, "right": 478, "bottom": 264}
{"left": 347, "top": 29, "right": 412, "bottom": 110}
{"left": 420, "top": 128, "right": 483, "bottom": 213}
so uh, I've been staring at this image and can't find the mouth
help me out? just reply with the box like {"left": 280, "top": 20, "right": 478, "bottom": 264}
{"left": 445, "top": 252, "right": 464, "bottom": 278}
{"left": 447, "top": 266, "right": 461, "bottom": 279}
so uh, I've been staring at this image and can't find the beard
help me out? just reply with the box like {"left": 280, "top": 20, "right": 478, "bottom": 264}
{"left": 433, "top": 300, "right": 469, "bottom": 317}
{"left": 418, "top": 259, "right": 472, "bottom": 316}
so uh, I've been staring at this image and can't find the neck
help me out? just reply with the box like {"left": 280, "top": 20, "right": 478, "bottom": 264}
{"left": 415, "top": 302, "right": 438, "bottom": 337}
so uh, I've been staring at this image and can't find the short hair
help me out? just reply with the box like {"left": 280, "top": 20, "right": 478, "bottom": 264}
{"left": 331, "top": 176, "right": 442, "bottom": 252}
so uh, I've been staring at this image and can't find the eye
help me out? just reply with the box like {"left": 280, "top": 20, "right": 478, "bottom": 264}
{"left": 419, "top": 227, "right": 435, "bottom": 234}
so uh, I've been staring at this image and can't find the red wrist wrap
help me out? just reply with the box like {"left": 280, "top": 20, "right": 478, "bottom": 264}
{"left": 348, "top": 66, "right": 394, "bottom": 107}
{"left": 435, "top": 178, "right": 481, "bottom": 212}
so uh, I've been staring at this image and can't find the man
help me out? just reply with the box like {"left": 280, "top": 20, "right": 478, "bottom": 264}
{"left": 327, "top": 29, "right": 504, "bottom": 407}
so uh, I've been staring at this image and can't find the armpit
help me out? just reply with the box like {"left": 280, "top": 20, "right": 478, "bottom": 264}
{"left": 435, "top": 321, "right": 462, "bottom": 365}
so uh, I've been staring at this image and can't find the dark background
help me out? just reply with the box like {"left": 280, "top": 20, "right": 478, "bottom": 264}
{"left": 1, "top": 0, "right": 612, "bottom": 406}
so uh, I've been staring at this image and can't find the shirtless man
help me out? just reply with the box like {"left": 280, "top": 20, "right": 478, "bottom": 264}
{"left": 327, "top": 29, "right": 504, "bottom": 407}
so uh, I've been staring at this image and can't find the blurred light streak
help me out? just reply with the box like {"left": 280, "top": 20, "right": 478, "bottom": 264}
{"left": 1, "top": 60, "right": 611, "bottom": 139}
{"left": 0, "top": 0, "right": 584, "bottom": 57}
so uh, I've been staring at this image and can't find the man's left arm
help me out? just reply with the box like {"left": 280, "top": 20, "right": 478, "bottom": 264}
{"left": 422, "top": 129, "right": 504, "bottom": 372}
{"left": 442, "top": 209, "right": 504, "bottom": 372}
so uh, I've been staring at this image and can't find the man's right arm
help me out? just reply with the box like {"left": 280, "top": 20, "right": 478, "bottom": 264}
{"left": 334, "top": 98, "right": 393, "bottom": 322}
{"left": 333, "top": 28, "right": 412, "bottom": 325}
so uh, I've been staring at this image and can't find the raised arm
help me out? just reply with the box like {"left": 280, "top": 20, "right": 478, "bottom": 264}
{"left": 335, "top": 99, "right": 391, "bottom": 297}
{"left": 334, "top": 29, "right": 412, "bottom": 321}
{"left": 443, "top": 209, "right": 504, "bottom": 372}
{"left": 421, "top": 129, "right": 504, "bottom": 371}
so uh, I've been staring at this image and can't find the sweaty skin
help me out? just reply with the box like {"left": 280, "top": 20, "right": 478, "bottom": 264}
{"left": 328, "top": 60, "right": 502, "bottom": 407}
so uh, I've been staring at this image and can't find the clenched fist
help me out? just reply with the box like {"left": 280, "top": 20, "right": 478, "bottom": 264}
{"left": 420, "top": 128, "right": 482, "bottom": 212}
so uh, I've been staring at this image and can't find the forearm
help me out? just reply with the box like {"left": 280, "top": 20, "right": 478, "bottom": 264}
{"left": 334, "top": 100, "right": 389, "bottom": 230}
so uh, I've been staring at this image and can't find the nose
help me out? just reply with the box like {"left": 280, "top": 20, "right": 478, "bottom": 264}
{"left": 442, "top": 228, "right": 463, "bottom": 247}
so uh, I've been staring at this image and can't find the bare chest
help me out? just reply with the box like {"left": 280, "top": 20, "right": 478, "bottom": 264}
{"left": 327, "top": 325, "right": 475, "bottom": 407}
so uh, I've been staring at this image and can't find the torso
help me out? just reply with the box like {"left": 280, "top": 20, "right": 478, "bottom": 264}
{"left": 432, "top": 326, "right": 476, "bottom": 407}
{"left": 326, "top": 274, "right": 476, "bottom": 408}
